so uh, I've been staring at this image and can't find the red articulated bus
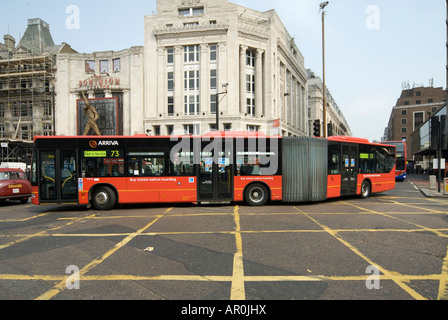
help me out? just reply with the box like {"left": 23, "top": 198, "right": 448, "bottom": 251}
{"left": 382, "top": 141, "right": 407, "bottom": 181}
{"left": 30, "top": 132, "right": 396, "bottom": 210}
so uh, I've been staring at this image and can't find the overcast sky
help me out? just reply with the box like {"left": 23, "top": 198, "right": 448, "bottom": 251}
{"left": 1, "top": 0, "right": 446, "bottom": 141}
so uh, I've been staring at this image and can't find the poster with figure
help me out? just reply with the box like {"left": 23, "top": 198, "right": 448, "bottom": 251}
{"left": 77, "top": 97, "right": 119, "bottom": 136}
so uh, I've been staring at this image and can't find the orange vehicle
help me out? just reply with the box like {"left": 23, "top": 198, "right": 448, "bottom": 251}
{"left": 382, "top": 141, "right": 407, "bottom": 181}
{"left": 30, "top": 133, "right": 396, "bottom": 210}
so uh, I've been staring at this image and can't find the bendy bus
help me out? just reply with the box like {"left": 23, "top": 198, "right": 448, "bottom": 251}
{"left": 30, "top": 132, "right": 396, "bottom": 210}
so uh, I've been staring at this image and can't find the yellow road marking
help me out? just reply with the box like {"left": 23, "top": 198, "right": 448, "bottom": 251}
{"left": 230, "top": 205, "right": 245, "bottom": 300}
{"left": 296, "top": 206, "right": 428, "bottom": 300}
{"left": 0, "top": 211, "right": 53, "bottom": 223}
{"left": 0, "top": 214, "right": 97, "bottom": 251}
{"left": 2, "top": 273, "right": 446, "bottom": 282}
{"left": 35, "top": 208, "right": 172, "bottom": 300}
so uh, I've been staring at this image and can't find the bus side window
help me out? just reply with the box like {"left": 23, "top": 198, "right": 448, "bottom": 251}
{"left": 328, "top": 144, "right": 340, "bottom": 174}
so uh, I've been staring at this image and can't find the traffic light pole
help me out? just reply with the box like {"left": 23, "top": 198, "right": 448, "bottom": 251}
{"left": 322, "top": 5, "right": 327, "bottom": 138}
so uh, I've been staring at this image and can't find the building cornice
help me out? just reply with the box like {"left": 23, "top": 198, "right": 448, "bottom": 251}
{"left": 153, "top": 23, "right": 229, "bottom": 40}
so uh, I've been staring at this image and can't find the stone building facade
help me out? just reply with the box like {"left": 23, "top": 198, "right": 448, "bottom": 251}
{"left": 143, "top": 0, "right": 309, "bottom": 136}
{"left": 54, "top": 47, "right": 145, "bottom": 136}
{"left": 307, "top": 69, "right": 351, "bottom": 137}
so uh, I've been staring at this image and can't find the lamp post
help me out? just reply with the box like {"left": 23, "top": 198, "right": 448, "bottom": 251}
{"left": 215, "top": 83, "right": 229, "bottom": 131}
{"left": 320, "top": 1, "right": 329, "bottom": 138}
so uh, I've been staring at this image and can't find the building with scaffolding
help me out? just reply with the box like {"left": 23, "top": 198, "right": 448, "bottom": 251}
{"left": 0, "top": 18, "right": 76, "bottom": 164}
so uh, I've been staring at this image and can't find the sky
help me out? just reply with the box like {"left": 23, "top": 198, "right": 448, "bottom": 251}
{"left": 1, "top": 0, "right": 446, "bottom": 142}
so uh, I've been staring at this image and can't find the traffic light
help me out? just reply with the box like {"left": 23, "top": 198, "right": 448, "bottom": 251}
{"left": 313, "top": 120, "right": 321, "bottom": 137}
{"left": 327, "top": 123, "right": 333, "bottom": 137}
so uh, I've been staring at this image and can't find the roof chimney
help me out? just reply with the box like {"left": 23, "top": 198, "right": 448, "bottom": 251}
{"left": 3, "top": 34, "right": 15, "bottom": 50}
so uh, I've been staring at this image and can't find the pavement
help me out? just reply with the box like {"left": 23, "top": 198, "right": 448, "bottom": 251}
{"left": 407, "top": 174, "right": 448, "bottom": 198}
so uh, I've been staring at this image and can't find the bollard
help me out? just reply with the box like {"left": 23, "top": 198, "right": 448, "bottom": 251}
{"left": 429, "top": 175, "right": 437, "bottom": 190}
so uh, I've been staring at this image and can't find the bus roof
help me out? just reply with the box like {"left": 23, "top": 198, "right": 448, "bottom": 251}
{"left": 34, "top": 134, "right": 393, "bottom": 146}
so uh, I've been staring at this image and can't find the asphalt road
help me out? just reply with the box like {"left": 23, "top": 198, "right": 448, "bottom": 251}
{"left": 0, "top": 179, "right": 448, "bottom": 304}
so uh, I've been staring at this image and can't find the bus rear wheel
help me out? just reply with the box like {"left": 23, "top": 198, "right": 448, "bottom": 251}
{"left": 360, "top": 180, "right": 371, "bottom": 199}
{"left": 92, "top": 186, "right": 116, "bottom": 210}
{"left": 245, "top": 183, "right": 269, "bottom": 206}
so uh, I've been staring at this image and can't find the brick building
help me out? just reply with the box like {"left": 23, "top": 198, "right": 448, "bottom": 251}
{"left": 385, "top": 86, "right": 447, "bottom": 161}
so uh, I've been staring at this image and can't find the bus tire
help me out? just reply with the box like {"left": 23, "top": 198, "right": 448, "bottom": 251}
{"left": 92, "top": 186, "right": 116, "bottom": 210}
{"left": 245, "top": 183, "right": 269, "bottom": 206}
{"left": 360, "top": 180, "right": 371, "bottom": 199}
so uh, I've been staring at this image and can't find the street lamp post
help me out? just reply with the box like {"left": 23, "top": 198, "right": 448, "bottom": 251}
{"left": 215, "top": 83, "right": 229, "bottom": 131}
{"left": 320, "top": 1, "right": 329, "bottom": 138}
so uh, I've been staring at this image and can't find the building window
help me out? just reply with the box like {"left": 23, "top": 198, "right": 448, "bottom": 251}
{"left": 210, "top": 45, "right": 217, "bottom": 61}
{"left": 246, "top": 51, "right": 255, "bottom": 67}
{"left": 414, "top": 112, "right": 424, "bottom": 128}
{"left": 224, "top": 123, "right": 232, "bottom": 131}
{"left": 185, "top": 70, "right": 200, "bottom": 91}
{"left": 211, "top": 95, "right": 217, "bottom": 114}
{"left": 401, "top": 118, "right": 407, "bottom": 124}
{"left": 113, "top": 59, "right": 121, "bottom": 72}
{"left": 44, "top": 100, "right": 52, "bottom": 117}
{"left": 179, "top": 7, "right": 204, "bottom": 17}
{"left": 185, "top": 95, "right": 200, "bottom": 116}
{"left": 0, "top": 103, "right": 4, "bottom": 118}
{"left": 21, "top": 103, "right": 32, "bottom": 117}
{"left": 184, "top": 22, "right": 199, "bottom": 27}
{"left": 184, "top": 45, "right": 200, "bottom": 63}
{"left": 100, "top": 60, "right": 109, "bottom": 74}
{"left": 167, "top": 48, "right": 174, "bottom": 64}
{"left": 247, "top": 125, "right": 259, "bottom": 132}
{"left": 401, "top": 110, "right": 407, "bottom": 116}
{"left": 246, "top": 75, "right": 255, "bottom": 93}
{"left": 210, "top": 69, "right": 217, "bottom": 90}
{"left": 153, "top": 126, "right": 161, "bottom": 136}
{"left": 184, "top": 124, "right": 200, "bottom": 135}
{"left": 43, "top": 124, "right": 53, "bottom": 136}
{"left": 20, "top": 124, "right": 33, "bottom": 140}
{"left": 168, "top": 97, "right": 174, "bottom": 116}
{"left": 428, "top": 99, "right": 434, "bottom": 103}
{"left": 85, "top": 60, "right": 95, "bottom": 74}
{"left": 168, "top": 72, "right": 174, "bottom": 91}
{"left": 247, "top": 98, "right": 255, "bottom": 117}
{"left": 166, "top": 125, "right": 174, "bottom": 136}
{"left": 401, "top": 128, "right": 407, "bottom": 133}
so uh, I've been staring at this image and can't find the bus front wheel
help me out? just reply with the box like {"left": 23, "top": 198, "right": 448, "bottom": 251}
{"left": 92, "top": 186, "right": 116, "bottom": 210}
{"left": 360, "top": 180, "right": 371, "bottom": 199}
{"left": 245, "top": 183, "right": 269, "bottom": 206}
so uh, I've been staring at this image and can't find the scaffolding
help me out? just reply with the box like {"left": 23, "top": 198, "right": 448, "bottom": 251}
{"left": 0, "top": 54, "right": 55, "bottom": 142}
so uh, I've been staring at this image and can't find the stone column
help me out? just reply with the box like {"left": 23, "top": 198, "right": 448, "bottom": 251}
{"left": 255, "top": 49, "right": 264, "bottom": 117}
{"left": 239, "top": 45, "right": 248, "bottom": 114}
{"left": 157, "top": 47, "right": 165, "bottom": 116}
{"left": 174, "top": 46, "right": 183, "bottom": 116}
{"left": 200, "top": 44, "right": 209, "bottom": 115}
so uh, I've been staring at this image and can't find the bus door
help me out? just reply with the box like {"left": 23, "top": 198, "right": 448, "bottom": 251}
{"left": 39, "top": 150, "right": 78, "bottom": 203}
{"left": 198, "top": 140, "right": 233, "bottom": 201}
{"left": 341, "top": 144, "right": 358, "bottom": 196}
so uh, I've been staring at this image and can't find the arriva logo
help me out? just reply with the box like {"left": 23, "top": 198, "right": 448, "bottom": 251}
{"left": 89, "top": 140, "right": 119, "bottom": 148}
{"left": 98, "top": 140, "right": 119, "bottom": 146}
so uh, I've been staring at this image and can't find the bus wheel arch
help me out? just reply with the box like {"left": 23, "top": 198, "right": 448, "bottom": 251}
{"left": 90, "top": 184, "right": 118, "bottom": 210}
{"left": 244, "top": 182, "right": 270, "bottom": 206}
{"left": 360, "top": 179, "right": 372, "bottom": 199}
